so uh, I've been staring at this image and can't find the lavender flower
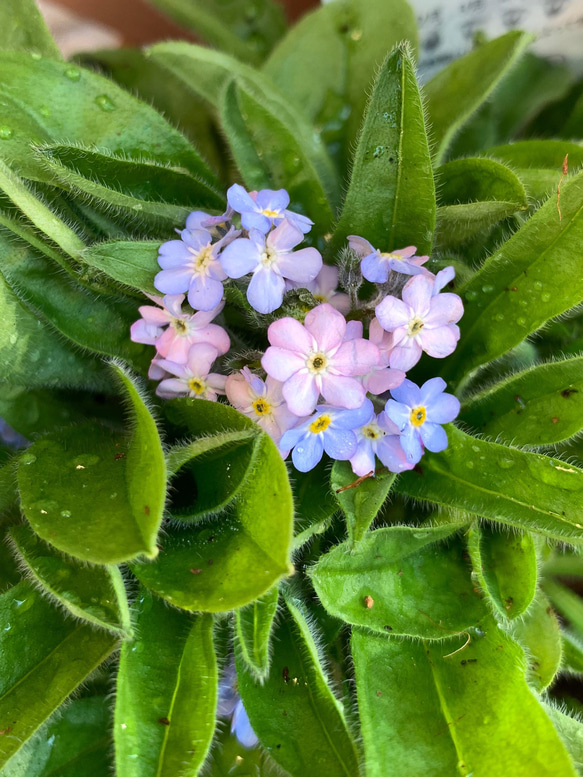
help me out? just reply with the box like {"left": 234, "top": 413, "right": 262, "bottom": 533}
{"left": 225, "top": 368, "right": 298, "bottom": 447}
{"left": 348, "top": 236, "right": 428, "bottom": 282}
{"left": 345, "top": 317, "right": 405, "bottom": 395}
{"left": 350, "top": 412, "right": 415, "bottom": 477}
{"left": 155, "top": 343, "right": 226, "bottom": 401}
{"left": 287, "top": 265, "right": 350, "bottom": 314}
{"left": 218, "top": 663, "right": 258, "bottom": 749}
{"left": 227, "top": 183, "right": 312, "bottom": 234}
{"left": 262, "top": 303, "right": 379, "bottom": 417}
{"left": 385, "top": 378, "right": 460, "bottom": 463}
{"left": 375, "top": 273, "right": 463, "bottom": 371}
{"left": 280, "top": 400, "right": 374, "bottom": 472}
{"left": 130, "top": 294, "right": 230, "bottom": 362}
{"left": 220, "top": 220, "right": 322, "bottom": 314}
{"left": 186, "top": 207, "right": 234, "bottom": 236}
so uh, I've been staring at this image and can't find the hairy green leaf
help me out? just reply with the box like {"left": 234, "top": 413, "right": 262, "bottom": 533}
{"left": 444, "top": 169, "right": 583, "bottom": 380}
{"left": 116, "top": 591, "right": 216, "bottom": 777}
{"left": 507, "top": 593, "right": 562, "bottom": 692}
{"left": 425, "top": 32, "right": 532, "bottom": 164}
{"left": 0, "top": 696, "right": 111, "bottom": 777}
{"left": 235, "top": 586, "right": 279, "bottom": 681}
{"left": 352, "top": 620, "right": 576, "bottom": 777}
{"left": 292, "top": 461, "right": 338, "bottom": 551}
{"left": 332, "top": 44, "right": 435, "bottom": 255}
{"left": 9, "top": 523, "right": 132, "bottom": 638}
{"left": 0, "top": 582, "right": 116, "bottom": 767}
{"left": 0, "top": 1, "right": 60, "bottom": 59}
{"left": 544, "top": 704, "right": 583, "bottom": 776}
{"left": 544, "top": 578, "right": 583, "bottom": 637}
{"left": 81, "top": 241, "right": 159, "bottom": 295}
{"left": 331, "top": 460, "right": 396, "bottom": 546}
{"left": 309, "top": 524, "right": 483, "bottom": 639}
{"left": 461, "top": 356, "right": 583, "bottom": 445}
{"left": 237, "top": 592, "right": 360, "bottom": 777}
{"left": 396, "top": 426, "right": 583, "bottom": 543}
{"left": 145, "top": 0, "right": 286, "bottom": 66}
{"left": 561, "top": 629, "right": 583, "bottom": 675}
{"left": 467, "top": 523, "right": 537, "bottom": 619}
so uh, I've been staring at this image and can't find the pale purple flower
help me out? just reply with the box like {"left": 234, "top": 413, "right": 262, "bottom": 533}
{"left": 130, "top": 294, "right": 230, "bottom": 362}
{"left": 227, "top": 184, "right": 313, "bottom": 234}
{"left": 347, "top": 317, "right": 405, "bottom": 395}
{"left": 220, "top": 220, "right": 322, "bottom": 314}
{"left": 186, "top": 207, "right": 234, "bottom": 236}
{"left": 155, "top": 343, "right": 226, "bottom": 401}
{"left": 286, "top": 265, "right": 350, "bottom": 314}
{"left": 350, "top": 412, "right": 415, "bottom": 477}
{"left": 155, "top": 228, "right": 233, "bottom": 312}
{"left": 348, "top": 236, "right": 429, "bottom": 283}
{"left": 385, "top": 378, "right": 460, "bottom": 464}
{"left": 262, "top": 304, "right": 380, "bottom": 417}
{"left": 375, "top": 274, "right": 463, "bottom": 371}
{"left": 148, "top": 354, "right": 169, "bottom": 381}
{"left": 432, "top": 265, "right": 456, "bottom": 294}
{"left": 225, "top": 368, "right": 297, "bottom": 446}
{"left": 218, "top": 663, "right": 258, "bottom": 749}
{"left": 280, "top": 400, "right": 374, "bottom": 473}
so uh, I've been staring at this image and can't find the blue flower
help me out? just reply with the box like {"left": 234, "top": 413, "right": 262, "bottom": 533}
{"left": 217, "top": 664, "right": 258, "bottom": 749}
{"left": 220, "top": 220, "right": 322, "bottom": 314}
{"left": 227, "top": 183, "right": 313, "bottom": 234}
{"left": 348, "top": 236, "right": 429, "bottom": 283}
{"left": 280, "top": 400, "right": 375, "bottom": 473}
{"left": 350, "top": 412, "right": 415, "bottom": 477}
{"left": 384, "top": 378, "right": 460, "bottom": 464}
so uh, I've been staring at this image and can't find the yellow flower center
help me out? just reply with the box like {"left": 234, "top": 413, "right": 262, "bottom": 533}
{"left": 252, "top": 398, "right": 271, "bottom": 416}
{"left": 362, "top": 424, "right": 384, "bottom": 440}
{"left": 380, "top": 251, "right": 403, "bottom": 261}
{"left": 410, "top": 406, "right": 426, "bottom": 427}
{"left": 172, "top": 319, "right": 189, "bottom": 335}
{"left": 407, "top": 317, "right": 424, "bottom": 337}
{"left": 260, "top": 246, "right": 278, "bottom": 268}
{"left": 309, "top": 415, "right": 332, "bottom": 434}
{"left": 191, "top": 244, "right": 213, "bottom": 272}
{"left": 188, "top": 378, "right": 206, "bottom": 395}
{"left": 313, "top": 294, "right": 327, "bottom": 303}
{"left": 261, "top": 208, "right": 280, "bottom": 218}
{"left": 307, "top": 352, "right": 328, "bottom": 374}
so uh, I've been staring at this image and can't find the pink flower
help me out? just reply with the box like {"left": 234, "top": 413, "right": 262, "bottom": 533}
{"left": 348, "top": 236, "right": 429, "bottom": 282}
{"left": 287, "top": 265, "right": 350, "bottom": 314}
{"left": 155, "top": 343, "right": 226, "bottom": 401}
{"left": 261, "top": 303, "right": 379, "bottom": 417}
{"left": 225, "top": 368, "right": 298, "bottom": 446}
{"left": 375, "top": 274, "right": 463, "bottom": 371}
{"left": 131, "top": 294, "right": 230, "bottom": 363}
{"left": 358, "top": 317, "right": 405, "bottom": 395}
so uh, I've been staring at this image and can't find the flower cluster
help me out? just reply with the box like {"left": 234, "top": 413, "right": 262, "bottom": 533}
{"left": 131, "top": 184, "right": 463, "bottom": 476}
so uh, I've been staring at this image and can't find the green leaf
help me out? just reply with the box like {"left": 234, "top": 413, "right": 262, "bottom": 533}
{"left": 0, "top": 224, "right": 148, "bottom": 372}
{"left": 351, "top": 619, "right": 576, "bottom": 777}
{"left": 145, "top": 0, "right": 286, "bottom": 66}
{"left": 561, "top": 630, "right": 583, "bottom": 675}
{"left": 236, "top": 591, "right": 360, "bottom": 777}
{"left": 0, "top": 272, "right": 108, "bottom": 391}
{"left": 467, "top": 523, "right": 537, "bottom": 619}
{"left": 0, "top": 517, "right": 21, "bottom": 593}
{"left": 484, "top": 140, "right": 583, "bottom": 201}
{"left": 116, "top": 590, "right": 216, "bottom": 777}
{"left": 544, "top": 578, "right": 583, "bottom": 636}
{"left": 81, "top": 241, "right": 159, "bottom": 295}
{"left": 0, "top": 582, "right": 116, "bottom": 767}
{"left": 331, "top": 44, "right": 435, "bottom": 256}
{"left": 0, "top": 52, "right": 215, "bottom": 185}
{"left": 396, "top": 426, "right": 583, "bottom": 543}
{"left": 309, "top": 524, "right": 484, "bottom": 639}
{"left": 220, "top": 77, "right": 337, "bottom": 232}
{"left": 331, "top": 460, "right": 396, "bottom": 546}
{"left": 133, "top": 400, "right": 292, "bottom": 612}
{"left": 544, "top": 704, "right": 583, "bottom": 776}
{"left": 8, "top": 523, "right": 132, "bottom": 638}
{"left": 425, "top": 32, "right": 532, "bottom": 164}
{"left": 206, "top": 726, "right": 280, "bottom": 777}
{"left": 461, "top": 356, "right": 583, "bottom": 445}
{"left": 166, "top": 430, "right": 257, "bottom": 478}
{"left": 36, "top": 144, "right": 224, "bottom": 223}
{"left": 235, "top": 586, "right": 279, "bottom": 682}
{"left": 292, "top": 461, "right": 338, "bottom": 551}
{"left": 507, "top": 593, "right": 562, "bottom": 692}
{"left": 561, "top": 90, "right": 583, "bottom": 139}
{"left": 0, "top": 696, "right": 111, "bottom": 777}
{"left": 435, "top": 157, "right": 527, "bottom": 248}
{"left": 264, "top": 0, "right": 418, "bottom": 158}
{"left": 0, "top": 0, "right": 60, "bottom": 59}
{"left": 444, "top": 169, "right": 583, "bottom": 381}
{"left": 18, "top": 365, "right": 166, "bottom": 564}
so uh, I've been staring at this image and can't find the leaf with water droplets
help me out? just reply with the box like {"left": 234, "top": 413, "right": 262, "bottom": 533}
{"left": 309, "top": 524, "right": 483, "bottom": 639}
{"left": 8, "top": 523, "right": 132, "bottom": 638}
{"left": 351, "top": 618, "right": 576, "bottom": 777}
{"left": 443, "top": 168, "right": 583, "bottom": 382}
{"left": 467, "top": 523, "right": 537, "bottom": 620}
{"left": 331, "top": 44, "right": 435, "bottom": 256}
{"left": 0, "top": 0, "right": 61, "bottom": 59}
{"left": 115, "top": 590, "right": 217, "bottom": 777}
{"left": 17, "top": 365, "right": 166, "bottom": 564}
{"left": 236, "top": 590, "right": 360, "bottom": 777}
{"left": 396, "top": 426, "right": 583, "bottom": 543}
{"left": 0, "top": 581, "right": 116, "bottom": 768}
{"left": 235, "top": 586, "right": 279, "bottom": 682}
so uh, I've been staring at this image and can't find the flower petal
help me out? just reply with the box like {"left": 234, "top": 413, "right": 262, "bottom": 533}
{"left": 267, "top": 218, "right": 303, "bottom": 252}
{"left": 320, "top": 374, "right": 366, "bottom": 409}
{"left": 419, "top": 422, "right": 449, "bottom": 453}
{"left": 220, "top": 238, "right": 260, "bottom": 278}
{"left": 187, "top": 342, "right": 219, "bottom": 375}
{"left": 425, "top": 393, "right": 460, "bottom": 424}
{"left": 187, "top": 276, "right": 224, "bottom": 311}
{"left": 241, "top": 211, "right": 272, "bottom": 233}
{"left": 267, "top": 317, "right": 312, "bottom": 354}
{"left": 419, "top": 377, "right": 447, "bottom": 404}
{"left": 158, "top": 240, "right": 191, "bottom": 269}
{"left": 377, "top": 436, "right": 415, "bottom": 473}
{"left": 283, "top": 371, "right": 320, "bottom": 416}
{"left": 292, "top": 432, "right": 324, "bottom": 472}
{"left": 375, "top": 296, "right": 410, "bottom": 333}
{"left": 247, "top": 269, "right": 286, "bottom": 314}
{"left": 227, "top": 183, "right": 256, "bottom": 214}
{"left": 350, "top": 440, "right": 376, "bottom": 477}
{"left": 400, "top": 425, "right": 423, "bottom": 463}
{"left": 425, "top": 293, "right": 464, "bottom": 326}
{"left": 391, "top": 379, "right": 422, "bottom": 407}
{"left": 361, "top": 253, "right": 389, "bottom": 283}
{"left": 277, "top": 247, "right": 322, "bottom": 283}
{"left": 262, "top": 347, "right": 306, "bottom": 381}
{"left": 388, "top": 343, "right": 422, "bottom": 371}
{"left": 155, "top": 267, "right": 192, "bottom": 295}
{"left": 363, "top": 366, "right": 405, "bottom": 394}
{"left": 225, "top": 373, "right": 254, "bottom": 411}
{"left": 401, "top": 274, "right": 433, "bottom": 315}
{"left": 323, "top": 428, "right": 357, "bottom": 460}
{"left": 304, "top": 303, "right": 346, "bottom": 352}
{"left": 256, "top": 189, "right": 290, "bottom": 213}
{"left": 333, "top": 340, "right": 379, "bottom": 376}
{"left": 331, "top": 398, "right": 375, "bottom": 429}
{"left": 420, "top": 324, "right": 460, "bottom": 359}
{"left": 384, "top": 399, "right": 411, "bottom": 431}
{"left": 347, "top": 235, "right": 374, "bottom": 257}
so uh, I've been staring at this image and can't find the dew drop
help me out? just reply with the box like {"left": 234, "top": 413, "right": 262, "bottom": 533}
{"left": 0, "top": 125, "right": 13, "bottom": 140}
{"left": 64, "top": 67, "right": 81, "bottom": 81}
{"left": 498, "top": 458, "right": 515, "bottom": 469}
{"left": 471, "top": 445, "right": 480, "bottom": 453}
{"left": 20, "top": 452, "right": 37, "bottom": 465}
{"left": 534, "top": 281, "right": 543, "bottom": 290}
{"left": 95, "top": 94, "right": 116, "bottom": 112}
{"left": 517, "top": 316, "right": 527, "bottom": 326}
{"left": 60, "top": 510, "right": 71, "bottom": 518}
{"left": 541, "top": 292, "right": 551, "bottom": 302}
{"left": 373, "top": 145, "right": 384, "bottom": 158}
{"left": 481, "top": 284, "right": 494, "bottom": 294}
{"left": 39, "top": 105, "right": 51, "bottom": 117}
{"left": 465, "top": 461, "right": 474, "bottom": 469}
{"left": 494, "top": 312, "right": 504, "bottom": 322}
{"left": 465, "top": 290, "right": 478, "bottom": 301}
{"left": 30, "top": 51, "right": 42, "bottom": 60}
{"left": 13, "top": 595, "right": 35, "bottom": 613}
